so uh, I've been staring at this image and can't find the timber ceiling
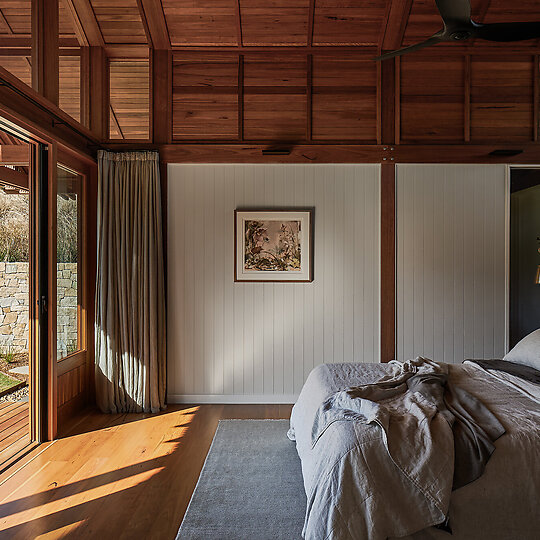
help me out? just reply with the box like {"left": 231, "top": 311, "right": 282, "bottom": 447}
{"left": 0, "top": 1, "right": 539, "bottom": 145}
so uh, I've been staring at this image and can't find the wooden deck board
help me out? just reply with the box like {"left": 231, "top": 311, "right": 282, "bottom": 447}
{"left": 0, "top": 401, "right": 29, "bottom": 468}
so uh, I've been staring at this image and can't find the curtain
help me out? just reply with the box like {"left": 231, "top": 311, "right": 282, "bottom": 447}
{"left": 95, "top": 150, "right": 166, "bottom": 413}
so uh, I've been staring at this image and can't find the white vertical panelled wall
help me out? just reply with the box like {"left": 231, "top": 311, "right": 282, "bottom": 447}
{"left": 396, "top": 164, "right": 507, "bottom": 364}
{"left": 167, "top": 164, "right": 381, "bottom": 403}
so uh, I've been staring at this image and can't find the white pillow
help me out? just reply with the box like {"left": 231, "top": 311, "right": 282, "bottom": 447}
{"left": 504, "top": 328, "right": 540, "bottom": 370}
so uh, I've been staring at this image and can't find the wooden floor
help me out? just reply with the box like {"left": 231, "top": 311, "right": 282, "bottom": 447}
{"left": 0, "top": 404, "right": 293, "bottom": 539}
{"left": 0, "top": 402, "right": 30, "bottom": 468}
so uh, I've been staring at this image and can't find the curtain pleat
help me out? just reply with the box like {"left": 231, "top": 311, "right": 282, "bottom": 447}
{"left": 95, "top": 150, "right": 166, "bottom": 413}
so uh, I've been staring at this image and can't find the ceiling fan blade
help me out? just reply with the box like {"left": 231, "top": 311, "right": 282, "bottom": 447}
{"left": 435, "top": 0, "right": 472, "bottom": 26}
{"left": 475, "top": 22, "right": 540, "bottom": 42}
{"left": 374, "top": 35, "right": 445, "bottom": 61}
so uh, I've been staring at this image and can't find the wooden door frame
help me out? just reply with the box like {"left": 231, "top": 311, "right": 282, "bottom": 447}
{"left": 55, "top": 147, "right": 97, "bottom": 432}
{"left": 0, "top": 100, "right": 96, "bottom": 445}
{"left": 0, "top": 122, "right": 51, "bottom": 474}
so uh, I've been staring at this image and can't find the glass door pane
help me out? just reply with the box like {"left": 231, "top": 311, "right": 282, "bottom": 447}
{"left": 0, "top": 129, "right": 32, "bottom": 466}
{"left": 56, "top": 166, "right": 82, "bottom": 360}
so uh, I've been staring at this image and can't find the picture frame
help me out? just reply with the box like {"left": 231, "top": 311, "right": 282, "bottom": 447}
{"left": 234, "top": 209, "right": 314, "bottom": 282}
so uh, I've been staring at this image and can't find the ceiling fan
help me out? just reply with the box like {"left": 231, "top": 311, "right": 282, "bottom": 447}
{"left": 376, "top": 0, "right": 540, "bottom": 61}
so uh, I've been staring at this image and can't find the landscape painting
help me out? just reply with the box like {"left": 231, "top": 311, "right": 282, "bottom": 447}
{"left": 235, "top": 210, "right": 313, "bottom": 282}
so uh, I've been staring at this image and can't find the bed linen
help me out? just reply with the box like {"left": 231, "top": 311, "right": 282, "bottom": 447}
{"left": 289, "top": 361, "right": 540, "bottom": 540}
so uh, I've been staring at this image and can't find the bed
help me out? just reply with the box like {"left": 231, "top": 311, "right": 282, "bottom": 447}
{"left": 288, "top": 330, "right": 540, "bottom": 540}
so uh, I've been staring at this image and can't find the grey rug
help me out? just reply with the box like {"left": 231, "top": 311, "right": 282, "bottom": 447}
{"left": 176, "top": 420, "right": 306, "bottom": 540}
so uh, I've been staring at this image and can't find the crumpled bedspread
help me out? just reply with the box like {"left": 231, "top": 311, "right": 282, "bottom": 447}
{"left": 288, "top": 358, "right": 509, "bottom": 540}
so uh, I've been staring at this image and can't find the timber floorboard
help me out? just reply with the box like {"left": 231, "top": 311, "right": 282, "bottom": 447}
{"left": 0, "top": 404, "right": 293, "bottom": 539}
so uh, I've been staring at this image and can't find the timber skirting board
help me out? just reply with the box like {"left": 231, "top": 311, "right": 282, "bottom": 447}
{"left": 167, "top": 394, "right": 298, "bottom": 404}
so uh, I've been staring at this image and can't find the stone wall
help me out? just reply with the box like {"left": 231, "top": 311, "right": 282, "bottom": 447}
{"left": 56, "top": 263, "right": 78, "bottom": 358}
{"left": 0, "top": 262, "right": 29, "bottom": 351}
{"left": 0, "top": 261, "right": 78, "bottom": 356}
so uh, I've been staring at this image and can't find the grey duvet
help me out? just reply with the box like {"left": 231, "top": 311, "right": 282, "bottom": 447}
{"left": 288, "top": 359, "right": 540, "bottom": 540}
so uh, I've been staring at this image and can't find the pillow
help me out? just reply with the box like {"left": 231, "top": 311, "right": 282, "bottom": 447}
{"left": 504, "top": 328, "right": 540, "bottom": 370}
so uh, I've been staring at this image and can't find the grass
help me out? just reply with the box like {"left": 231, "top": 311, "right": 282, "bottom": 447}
{"left": 0, "top": 371, "right": 22, "bottom": 393}
{"left": 1, "top": 345, "right": 15, "bottom": 364}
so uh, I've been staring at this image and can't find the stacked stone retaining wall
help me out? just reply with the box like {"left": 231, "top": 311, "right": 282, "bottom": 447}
{"left": 0, "top": 262, "right": 78, "bottom": 356}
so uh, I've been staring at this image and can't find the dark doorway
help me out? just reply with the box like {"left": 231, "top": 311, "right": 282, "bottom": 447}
{"left": 509, "top": 168, "right": 540, "bottom": 348}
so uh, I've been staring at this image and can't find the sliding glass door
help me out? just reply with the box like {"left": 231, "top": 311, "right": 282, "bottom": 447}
{"left": 0, "top": 119, "right": 49, "bottom": 469}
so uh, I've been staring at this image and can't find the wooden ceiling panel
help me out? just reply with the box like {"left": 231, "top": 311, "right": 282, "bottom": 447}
{"left": 0, "top": 55, "right": 31, "bottom": 86}
{"left": 91, "top": 0, "right": 147, "bottom": 44}
{"left": 312, "top": 54, "right": 377, "bottom": 141}
{"left": 244, "top": 54, "right": 306, "bottom": 139}
{"left": 244, "top": 93, "right": 306, "bottom": 140}
{"left": 59, "top": 55, "right": 80, "bottom": 122}
{"left": 400, "top": 55, "right": 465, "bottom": 142}
{"left": 244, "top": 54, "right": 306, "bottom": 87}
{"left": 58, "top": 1, "right": 78, "bottom": 37}
{"left": 402, "top": 0, "right": 441, "bottom": 46}
{"left": 163, "top": 0, "right": 238, "bottom": 46}
{"left": 313, "top": 0, "right": 389, "bottom": 46}
{"left": 470, "top": 56, "right": 534, "bottom": 142}
{"left": 174, "top": 53, "right": 239, "bottom": 87}
{"left": 482, "top": 1, "right": 540, "bottom": 23}
{"left": 172, "top": 53, "right": 238, "bottom": 140}
{"left": 0, "top": 131, "right": 24, "bottom": 145}
{"left": 173, "top": 92, "right": 238, "bottom": 139}
{"left": 0, "top": 0, "right": 31, "bottom": 34}
{"left": 239, "top": 0, "right": 309, "bottom": 46}
{"left": 109, "top": 59, "right": 150, "bottom": 139}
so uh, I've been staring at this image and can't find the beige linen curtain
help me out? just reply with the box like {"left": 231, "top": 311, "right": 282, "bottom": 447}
{"left": 95, "top": 150, "right": 166, "bottom": 413}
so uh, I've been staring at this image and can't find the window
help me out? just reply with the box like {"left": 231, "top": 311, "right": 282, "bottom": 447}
{"left": 56, "top": 165, "right": 82, "bottom": 360}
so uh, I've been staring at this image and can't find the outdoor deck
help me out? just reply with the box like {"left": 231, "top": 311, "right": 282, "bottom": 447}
{"left": 0, "top": 400, "right": 30, "bottom": 465}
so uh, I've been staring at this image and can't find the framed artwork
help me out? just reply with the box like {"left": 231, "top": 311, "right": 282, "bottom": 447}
{"left": 235, "top": 209, "right": 313, "bottom": 282}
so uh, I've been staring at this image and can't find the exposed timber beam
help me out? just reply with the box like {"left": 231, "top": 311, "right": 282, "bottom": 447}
{"left": 0, "top": 66, "right": 98, "bottom": 157}
{"left": 0, "top": 36, "right": 79, "bottom": 48}
{"left": 0, "top": 166, "right": 29, "bottom": 190}
{"left": 63, "top": 0, "right": 105, "bottom": 47}
{"left": 31, "top": 0, "right": 59, "bottom": 104}
{"left": 88, "top": 47, "right": 109, "bottom": 140}
{"left": 137, "top": 0, "right": 171, "bottom": 49}
{"left": 381, "top": 0, "right": 414, "bottom": 52}
{"left": 379, "top": 58, "right": 397, "bottom": 145}
{"left": 0, "top": 145, "right": 29, "bottom": 166}
{"left": 380, "top": 163, "right": 396, "bottom": 362}
{"left": 155, "top": 144, "right": 540, "bottom": 164}
{"left": 151, "top": 48, "right": 171, "bottom": 144}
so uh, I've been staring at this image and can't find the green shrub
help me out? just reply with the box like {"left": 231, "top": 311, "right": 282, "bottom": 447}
{"left": 57, "top": 196, "right": 78, "bottom": 263}
{"left": 0, "top": 191, "right": 29, "bottom": 262}
{"left": 0, "top": 189, "right": 78, "bottom": 263}
{"left": 0, "top": 344, "right": 15, "bottom": 364}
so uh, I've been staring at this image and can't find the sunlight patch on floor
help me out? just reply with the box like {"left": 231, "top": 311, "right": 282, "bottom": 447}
{"left": 34, "top": 519, "right": 85, "bottom": 539}
{"left": 0, "top": 466, "right": 165, "bottom": 529}
{"left": 0, "top": 405, "right": 202, "bottom": 534}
